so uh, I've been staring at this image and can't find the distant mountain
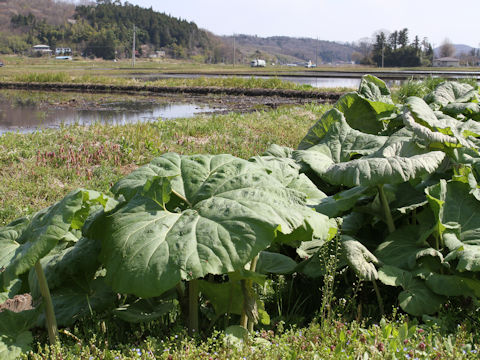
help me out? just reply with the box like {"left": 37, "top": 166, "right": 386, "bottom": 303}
{"left": 222, "top": 34, "right": 356, "bottom": 64}
{"left": 434, "top": 44, "right": 477, "bottom": 57}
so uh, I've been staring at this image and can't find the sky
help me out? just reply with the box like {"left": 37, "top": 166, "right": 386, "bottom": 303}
{"left": 123, "top": 0, "right": 479, "bottom": 48}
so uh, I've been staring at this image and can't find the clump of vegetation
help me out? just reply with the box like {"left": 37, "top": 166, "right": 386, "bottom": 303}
{"left": 1, "top": 75, "right": 480, "bottom": 359}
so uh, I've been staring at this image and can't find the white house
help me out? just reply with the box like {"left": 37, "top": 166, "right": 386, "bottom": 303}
{"left": 55, "top": 47, "right": 72, "bottom": 55}
{"left": 32, "top": 45, "right": 52, "bottom": 54}
{"left": 433, "top": 57, "right": 460, "bottom": 67}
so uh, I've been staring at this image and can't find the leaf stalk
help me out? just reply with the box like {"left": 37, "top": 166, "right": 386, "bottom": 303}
{"left": 378, "top": 184, "right": 395, "bottom": 233}
{"left": 34, "top": 260, "right": 58, "bottom": 345}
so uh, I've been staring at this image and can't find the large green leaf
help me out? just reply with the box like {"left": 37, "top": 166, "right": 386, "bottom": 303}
{"left": 424, "top": 81, "right": 479, "bottom": 107}
{"left": 38, "top": 278, "right": 116, "bottom": 327}
{"left": 404, "top": 97, "right": 480, "bottom": 148}
{"left": 314, "top": 186, "right": 373, "bottom": 218}
{"left": 341, "top": 236, "right": 378, "bottom": 281}
{"left": 442, "top": 102, "right": 480, "bottom": 120}
{"left": 425, "top": 273, "right": 480, "bottom": 297}
{"left": 1, "top": 190, "right": 115, "bottom": 287}
{"left": 91, "top": 154, "right": 326, "bottom": 298}
{"left": 249, "top": 153, "right": 327, "bottom": 205}
{"left": 426, "top": 179, "right": 480, "bottom": 271}
{"left": 378, "top": 265, "right": 444, "bottom": 316}
{"left": 298, "top": 108, "right": 388, "bottom": 154}
{"left": 0, "top": 218, "right": 30, "bottom": 276}
{"left": 0, "top": 308, "right": 40, "bottom": 360}
{"left": 358, "top": 74, "right": 394, "bottom": 104}
{"left": 28, "top": 237, "right": 101, "bottom": 300}
{"left": 321, "top": 141, "right": 445, "bottom": 187}
{"left": 375, "top": 225, "right": 443, "bottom": 270}
{"left": 256, "top": 251, "right": 297, "bottom": 274}
{"left": 113, "top": 298, "right": 174, "bottom": 323}
{"left": 336, "top": 92, "right": 397, "bottom": 135}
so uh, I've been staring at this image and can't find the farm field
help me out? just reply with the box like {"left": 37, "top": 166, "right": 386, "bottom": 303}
{"left": 1, "top": 74, "right": 480, "bottom": 359}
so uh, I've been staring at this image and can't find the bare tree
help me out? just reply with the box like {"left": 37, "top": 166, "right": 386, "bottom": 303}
{"left": 439, "top": 38, "right": 456, "bottom": 58}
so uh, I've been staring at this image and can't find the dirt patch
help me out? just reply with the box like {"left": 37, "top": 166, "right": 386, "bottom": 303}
{"left": 0, "top": 293, "right": 34, "bottom": 313}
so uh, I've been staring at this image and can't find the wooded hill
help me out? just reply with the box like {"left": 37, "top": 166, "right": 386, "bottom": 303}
{"left": 0, "top": 0, "right": 219, "bottom": 60}
{"left": 221, "top": 35, "right": 356, "bottom": 65}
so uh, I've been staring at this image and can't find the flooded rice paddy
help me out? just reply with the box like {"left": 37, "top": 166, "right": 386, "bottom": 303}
{"left": 0, "top": 90, "right": 219, "bottom": 134}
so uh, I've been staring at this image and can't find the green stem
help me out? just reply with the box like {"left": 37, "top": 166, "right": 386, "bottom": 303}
{"left": 34, "top": 261, "right": 58, "bottom": 345}
{"left": 171, "top": 189, "right": 192, "bottom": 207}
{"left": 241, "top": 254, "right": 260, "bottom": 331}
{"left": 239, "top": 280, "right": 248, "bottom": 329}
{"left": 378, "top": 184, "right": 395, "bottom": 233}
{"left": 372, "top": 279, "right": 384, "bottom": 316}
{"left": 188, "top": 279, "right": 199, "bottom": 336}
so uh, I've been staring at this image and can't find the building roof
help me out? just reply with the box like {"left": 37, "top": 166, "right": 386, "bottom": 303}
{"left": 434, "top": 57, "right": 459, "bottom": 61}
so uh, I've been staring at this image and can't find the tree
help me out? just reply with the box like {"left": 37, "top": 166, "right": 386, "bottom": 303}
{"left": 439, "top": 38, "right": 455, "bottom": 58}
{"left": 388, "top": 31, "right": 398, "bottom": 50}
{"left": 398, "top": 28, "right": 409, "bottom": 48}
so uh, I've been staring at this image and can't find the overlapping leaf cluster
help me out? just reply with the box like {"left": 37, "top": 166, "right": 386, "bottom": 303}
{"left": 0, "top": 153, "right": 336, "bottom": 357}
{"left": 266, "top": 75, "right": 480, "bottom": 317}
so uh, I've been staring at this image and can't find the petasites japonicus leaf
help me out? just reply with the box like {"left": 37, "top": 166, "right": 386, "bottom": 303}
{"left": 1, "top": 190, "right": 116, "bottom": 287}
{"left": 375, "top": 225, "right": 443, "bottom": 270}
{"left": 424, "top": 81, "right": 479, "bottom": 107}
{"left": 0, "top": 217, "right": 30, "bottom": 272}
{"left": 378, "top": 265, "right": 445, "bottom": 316}
{"left": 0, "top": 308, "right": 41, "bottom": 360}
{"left": 358, "top": 74, "right": 394, "bottom": 104}
{"left": 426, "top": 179, "right": 480, "bottom": 271}
{"left": 404, "top": 97, "right": 480, "bottom": 148}
{"left": 297, "top": 108, "right": 388, "bottom": 156}
{"left": 341, "top": 236, "right": 379, "bottom": 281}
{"left": 333, "top": 75, "right": 397, "bottom": 134}
{"left": 91, "top": 154, "right": 329, "bottom": 298}
{"left": 320, "top": 140, "right": 445, "bottom": 188}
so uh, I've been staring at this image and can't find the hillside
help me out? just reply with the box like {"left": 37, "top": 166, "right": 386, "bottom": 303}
{"left": 0, "top": 0, "right": 76, "bottom": 32}
{"left": 221, "top": 34, "right": 357, "bottom": 64}
{"left": 0, "top": 0, "right": 219, "bottom": 61}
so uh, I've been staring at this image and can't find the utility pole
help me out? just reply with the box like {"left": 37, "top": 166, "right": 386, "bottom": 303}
{"left": 315, "top": 37, "right": 318, "bottom": 66}
{"left": 233, "top": 33, "right": 236, "bottom": 67}
{"left": 132, "top": 24, "right": 136, "bottom": 68}
{"left": 381, "top": 42, "right": 384, "bottom": 68}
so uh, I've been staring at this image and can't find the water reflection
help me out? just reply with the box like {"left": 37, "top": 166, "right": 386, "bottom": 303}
{"left": 0, "top": 94, "right": 217, "bottom": 134}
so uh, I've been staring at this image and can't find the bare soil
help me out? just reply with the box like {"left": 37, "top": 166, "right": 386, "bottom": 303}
{"left": 0, "top": 293, "right": 34, "bottom": 313}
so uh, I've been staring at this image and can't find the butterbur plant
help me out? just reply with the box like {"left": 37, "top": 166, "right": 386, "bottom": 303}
{"left": 87, "top": 153, "right": 334, "bottom": 334}
{"left": 0, "top": 189, "right": 118, "bottom": 356}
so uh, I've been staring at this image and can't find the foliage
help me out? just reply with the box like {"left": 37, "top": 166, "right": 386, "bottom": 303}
{"left": 369, "top": 28, "right": 433, "bottom": 67}
{"left": 5, "top": 1, "right": 214, "bottom": 60}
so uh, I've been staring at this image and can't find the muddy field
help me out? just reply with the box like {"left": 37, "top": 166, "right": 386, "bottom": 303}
{"left": 0, "top": 88, "right": 339, "bottom": 115}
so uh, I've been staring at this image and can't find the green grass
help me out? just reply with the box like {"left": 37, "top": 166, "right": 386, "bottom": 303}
{"left": 26, "top": 315, "right": 480, "bottom": 359}
{"left": 6, "top": 71, "right": 352, "bottom": 93}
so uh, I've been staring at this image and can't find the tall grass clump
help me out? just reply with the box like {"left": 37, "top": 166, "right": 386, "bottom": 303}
{"left": 13, "top": 72, "right": 71, "bottom": 83}
{"left": 147, "top": 76, "right": 317, "bottom": 91}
